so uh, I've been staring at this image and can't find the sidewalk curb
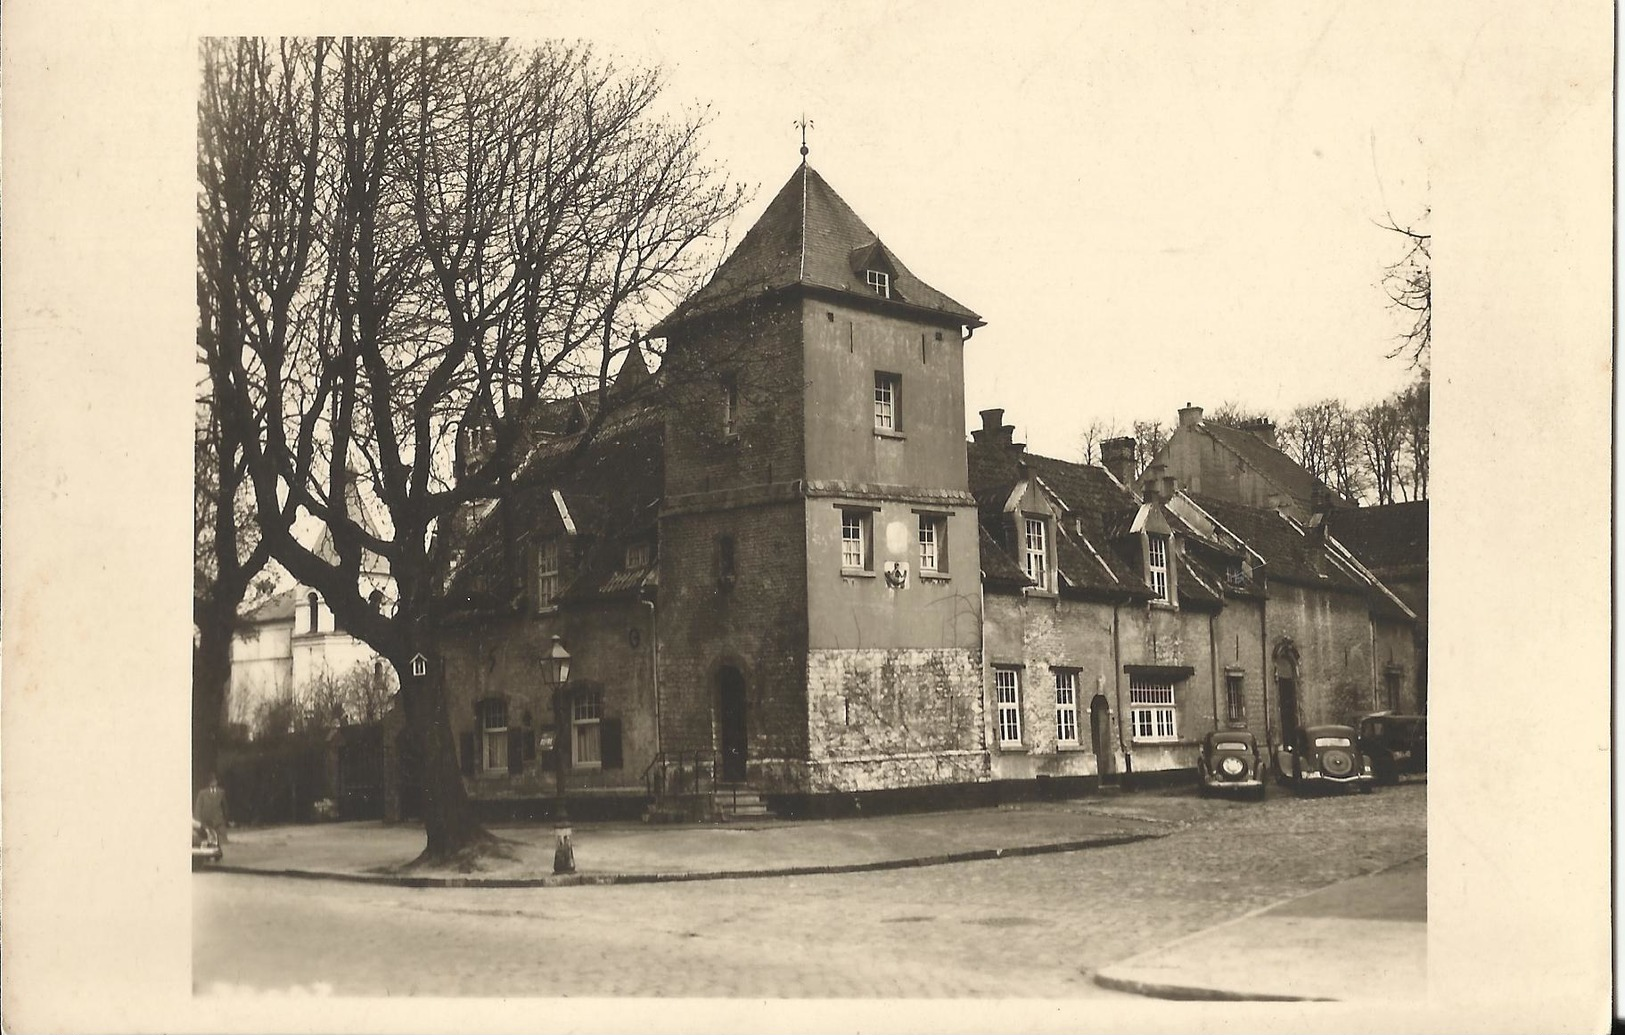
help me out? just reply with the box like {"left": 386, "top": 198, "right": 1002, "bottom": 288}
{"left": 1090, "top": 849, "right": 1428, "bottom": 1001}
{"left": 205, "top": 830, "right": 1165, "bottom": 889}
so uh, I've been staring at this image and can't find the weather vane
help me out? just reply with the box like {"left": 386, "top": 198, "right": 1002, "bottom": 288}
{"left": 795, "top": 115, "right": 814, "bottom": 159}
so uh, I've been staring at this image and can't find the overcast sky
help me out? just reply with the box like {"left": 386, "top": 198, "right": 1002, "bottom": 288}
{"left": 540, "top": 2, "right": 1445, "bottom": 460}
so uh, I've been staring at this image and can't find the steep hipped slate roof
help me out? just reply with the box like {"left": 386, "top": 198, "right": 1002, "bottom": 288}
{"left": 652, "top": 163, "right": 982, "bottom": 334}
{"left": 1198, "top": 421, "right": 1352, "bottom": 511}
{"left": 1326, "top": 501, "right": 1428, "bottom": 574}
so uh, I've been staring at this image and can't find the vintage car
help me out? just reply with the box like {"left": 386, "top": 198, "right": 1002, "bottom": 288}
{"left": 192, "top": 817, "right": 223, "bottom": 868}
{"left": 1358, "top": 712, "right": 1427, "bottom": 784}
{"left": 1197, "top": 728, "right": 1266, "bottom": 799}
{"left": 1274, "top": 724, "right": 1374, "bottom": 793}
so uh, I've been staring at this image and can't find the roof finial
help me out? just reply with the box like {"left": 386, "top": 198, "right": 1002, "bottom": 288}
{"left": 794, "top": 114, "right": 814, "bottom": 161}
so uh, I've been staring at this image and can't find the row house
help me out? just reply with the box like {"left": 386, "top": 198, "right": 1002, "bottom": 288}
{"left": 399, "top": 158, "right": 1422, "bottom": 820}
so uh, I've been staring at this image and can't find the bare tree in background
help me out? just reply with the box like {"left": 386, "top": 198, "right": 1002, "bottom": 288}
{"left": 1077, "top": 418, "right": 1125, "bottom": 465}
{"left": 194, "top": 389, "right": 276, "bottom": 790}
{"left": 1355, "top": 398, "right": 1407, "bottom": 505}
{"left": 198, "top": 38, "right": 744, "bottom": 865}
{"left": 1204, "top": 401, "right": 1273, "bottom": 428}
{"left": 1280, "top": 399, "right": 1367, "bottom": 502}
{"left": 1132, "top": 419, "right": 1168, "bottom": 470}
{"left": 1397, "top": 375, "right": 1430, "bottom": 500}
{"left": 1380, "top": 208, "right": 1430, "bottom": 369}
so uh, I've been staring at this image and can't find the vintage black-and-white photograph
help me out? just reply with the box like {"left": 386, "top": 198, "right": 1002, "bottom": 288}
{"left": 191, "top": 18, "right": 1435, "bottom": 1002}
{"left": 6, "top": 2, "right": 1613, "bottom": 1031}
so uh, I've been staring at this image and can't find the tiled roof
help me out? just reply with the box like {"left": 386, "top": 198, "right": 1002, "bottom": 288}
{"left": 1198, "top": 421, "right": 1352, "bottom": 511}
{"left": 1183, "top": 493, "right": 1367, "bottom": 592}
{"left": 241, "top": 587, "right": 296, "bottom": 623}
{"left": 652, "top": 163, "right": 981, "bottom": 334}
{"left": 967, "top": 441, "right": 1149, "bottom": 599}
{"left": 1326, "top": 501, "right": 1428, "bottom": 574}
{"left": 451, "top": 423, "right": 665, "bottom": 608}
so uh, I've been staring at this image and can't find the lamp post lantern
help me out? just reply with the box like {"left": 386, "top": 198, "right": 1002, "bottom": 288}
{"left": 541, "top": 635, "right": 574, "bottom": 873}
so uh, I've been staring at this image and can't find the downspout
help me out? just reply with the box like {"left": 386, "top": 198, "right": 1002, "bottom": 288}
{"left": 1208, "top": 610, "right": 1220, "bottom": 727}
{"left": 1112, "top": 598, "right": 1129, "bottom": 776}
{"left": 641, "top": 596, "right": 660, "bottom": 768}
{"left": 1258, "top": 591, "right": 1272, "bottom": 755}
{"left": 979, "top": 575, "right": 990, "bottom": 781}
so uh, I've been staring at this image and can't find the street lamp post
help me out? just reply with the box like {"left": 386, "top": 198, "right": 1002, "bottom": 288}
{"left": 541, "top": 635, "right": 574, "bottom": 874}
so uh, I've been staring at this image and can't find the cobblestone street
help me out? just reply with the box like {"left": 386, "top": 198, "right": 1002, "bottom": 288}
{"left": 195, "top": 784, "right": 1424, "bottom": 998}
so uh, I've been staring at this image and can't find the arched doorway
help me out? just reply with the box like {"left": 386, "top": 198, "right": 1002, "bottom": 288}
{"left": 1273, "top": 640, "right": 1301, "bottom": 749}
{"left": 717, "top": 666, "right": 748, "bottom": 783}
{"left": 1090, "top": 695, "right": 1114, "bottom": 779}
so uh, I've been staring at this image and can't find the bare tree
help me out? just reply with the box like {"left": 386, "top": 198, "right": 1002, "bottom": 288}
{"left": 1077, "top": 418, "right": 1125, "bottom": 465}
{"left": 1132, "top": 419, "right": 1168, "bottom": 470}
{"left": 1396, "top": 374, "right": 1429, "bottom": 500}
{"left": 198, "top": 38, "right": 744, "bottom": 865}
{"left": 1204, "top": 401, "right": 1272, "bottom": 428}
{"left": 1280, "top": 399, "right": 1366, "bottom": 502}
{"left": 1380, "top": 208, "right": 1431, "bottom": 368}
{"left": 194, "top": 386, "right": 276, "bottom": 790}
{"left": 1356, "top": 397, "right": 1407, "bottom": 505}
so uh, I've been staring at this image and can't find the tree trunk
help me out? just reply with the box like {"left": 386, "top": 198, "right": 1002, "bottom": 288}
{"left": 192, "top": 601, "right": 235, "bottom": 791}
{"left": 393, "top": 640, "right": 496, "bottom": 863}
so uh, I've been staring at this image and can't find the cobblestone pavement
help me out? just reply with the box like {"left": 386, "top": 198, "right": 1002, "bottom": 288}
{"left": 195, "top": 784, "right": 1424, "bottom": 998}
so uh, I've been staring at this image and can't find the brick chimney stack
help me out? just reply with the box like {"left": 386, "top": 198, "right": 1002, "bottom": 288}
{"left": 1178, "top": 403, "right": 1203, "bottom": 429}
{"left": 973, "top": 408, "right": 1014, "bottom": 446}
{"left": 1100, "top": 436, "right": 1137, "bottom": 486}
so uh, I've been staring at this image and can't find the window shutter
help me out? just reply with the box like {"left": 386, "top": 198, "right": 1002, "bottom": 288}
{"left": 524, "top": 729, "right": 537, "bottom": 761}
{"left": 601, "top": 718, "right": 624, "bottom": 769}
{"left": 459, "top": 732, "right": 477, "bottom": 776}
{"left": 508, "top": 729, "right": 525, "bottom": 775}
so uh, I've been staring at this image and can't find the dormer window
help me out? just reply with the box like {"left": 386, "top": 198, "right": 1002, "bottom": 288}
{"left": 625, "top": 541, "right": 652, "bottom": 570}
{"left": 865, "top": 269, "right": 891, "bottom": 299}
{"left": 1024, "top": 517, "right": 1050, "bottom": 591}
{"left": 1147, "top": 533, "right": 1170, "bottom": 601}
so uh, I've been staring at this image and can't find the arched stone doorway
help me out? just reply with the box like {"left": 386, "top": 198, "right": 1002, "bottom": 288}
{"left": 717, "top": 665, "right": 748, "bottom": 783}
{"left": 1273, "top": 640, "right": 1302, "bottom": 750}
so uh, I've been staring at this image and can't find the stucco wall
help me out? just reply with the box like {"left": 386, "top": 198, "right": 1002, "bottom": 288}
{"left": 795, "top": 646, "right": 985, "bottom": 792}
{"left": 1265, "top": 582, "right": 1379, "bottom": 730}
{"left": 801, "top": 299, "right": 968, "bottom": 489}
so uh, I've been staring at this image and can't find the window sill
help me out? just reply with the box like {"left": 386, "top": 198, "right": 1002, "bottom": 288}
{"left": 997, "top": 743, "right": 1027, "bottom": 753}
{"left": 536, "top": 604, "right": 561, "bottom": 616}
{"left": 572, "top": 762, "right": 603, "bottom": 771}
{"left": 919, "top": 571, "right": 951, "bottom": 582}
{"left": 1130, "top": 738, "right": 1191, "bottom": 747}
{"left": 1024, "top": 587, "right": 1058, "bottom": 599}
{"left": 873, "top": 428, "right": 906, "bottom": 440}
{"left": 840, "top": 567, "right": 877, "bottom": 579}
{"left": 1057, "top": 743, "right": 1088, "bottom": 753}
{"left": 1148, "top": 599, "right": 1178, "bottom": 611}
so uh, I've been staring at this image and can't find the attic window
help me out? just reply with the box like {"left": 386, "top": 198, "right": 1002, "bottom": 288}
{"left": 1147, "top": 533, "right": 1170, "bottom": 601}
{"left": 625, "top": 542, "right": 652, "bottom": 570}
{"left": 865, "top": 269, "right": 891, "bottom": 299}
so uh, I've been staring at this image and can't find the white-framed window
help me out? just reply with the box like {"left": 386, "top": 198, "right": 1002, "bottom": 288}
{"left": 874, "top": 372, "right": 900, "bottom": 431}
{"left": 866, "top": 269, "right": 891, "bottom": 299}
{"left": 1129, "top": 679, "right": 1178, "bottom": 742}
{"left": 1024, "top": 517, "right": 1049, "bottom": 590}
{"left": 1226, "top": 672, "right": 1245, "bottom": 723}
{"left": 722, "top": 374, "right": 739, "bottom": 436}
{"left": 536, "top": 539, "right": 559, "bottom": 609}
{"left": 841, "top": 510, "right": 872, "bottom": 571}
{"left": 479, "top": 697, "right": 509, "bottom": 771}
{"left": 1054, "top": 670, "right": 1079, "bottom": 745}
{"left": 995, "top": 667, "right": 1023, "bottom": 746}
{"left": 572, "top": 689, "right": 603, "bottom": 767}
{"left": 1147, "top": 533, "right": 1170, "bottom": 601}
{"left": 918, "top": 513, "right": 946, "bottom": 573}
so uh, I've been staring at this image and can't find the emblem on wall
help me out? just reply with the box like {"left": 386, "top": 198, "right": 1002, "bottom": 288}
{"left": 883, "top": 561, "right": 909, "bottom": 589}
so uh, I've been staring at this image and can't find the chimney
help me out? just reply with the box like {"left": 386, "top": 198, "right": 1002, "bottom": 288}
{"left": 1100, "top": 436, "right": 1137, "bottom": 486}
{"left": 1239, "top": 418, "right": 1277, "bottom": 449}
{"left": 1178, "top": 403, "right": 1203, "bottom": 429}
{"left": 1143, "top": 461, "right": 1168, "bottom": 503}
{"left": 972, "top": 407, "right": 1016, "bottom": 447}
{"left": 1310, "top": 485, "right": 1335, "bottom": 519}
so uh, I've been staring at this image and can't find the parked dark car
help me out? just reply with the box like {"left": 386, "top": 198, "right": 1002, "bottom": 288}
{"left": 192, "top": 817, "right": 222, "bottom": 869}
{"left": 1358, "top": 713, "right": 1427, "bottom": 784}
{"left": 1274, "top": 724, "right": 1374, "bottom": 793}
{"left": 1198, "top": 728, "right": 1266, "bottom": 799}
